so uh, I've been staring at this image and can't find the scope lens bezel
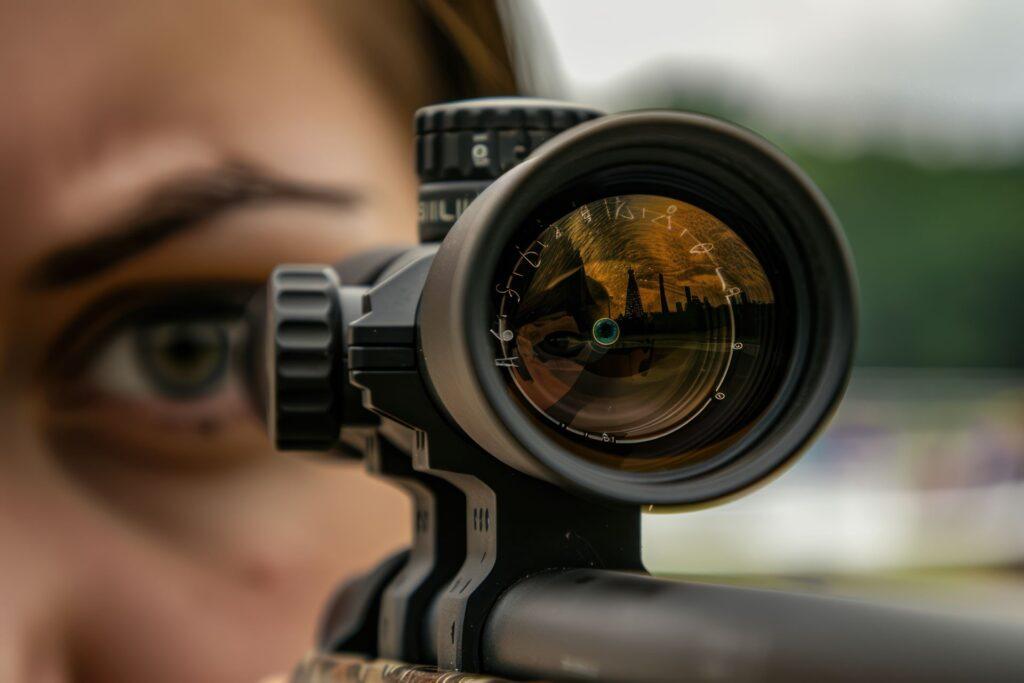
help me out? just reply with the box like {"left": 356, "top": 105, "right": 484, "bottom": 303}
{"left": 489, "top": 166, "right": 800, "bottom": 480}
{"left": 442, "top": 112, "right": 855, "bottom": 506}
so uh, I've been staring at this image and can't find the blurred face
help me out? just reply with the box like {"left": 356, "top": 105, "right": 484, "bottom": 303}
{"left": 0, "top": 1, "right": 418, "bottom": 680}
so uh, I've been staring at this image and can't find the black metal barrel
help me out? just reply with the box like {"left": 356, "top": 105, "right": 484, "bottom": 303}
{"left": 481, "top": 569, "right": 1024, "bottom": 682}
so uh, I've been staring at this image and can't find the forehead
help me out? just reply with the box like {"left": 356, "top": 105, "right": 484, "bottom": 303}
{"left": 0, "top": 0, "right": 409, "bottom": 256}
{"left": 0, "top": 0, "right": 423, "bottom": 375}
{"left": 3, "top": 2, "right": 318, "bottom": 139}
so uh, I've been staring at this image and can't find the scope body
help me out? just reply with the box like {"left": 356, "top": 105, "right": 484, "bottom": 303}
{"left": 268, "top": 99, "right": 855, "bottom": 509}
{"left": 261, "top": 98, "right": 861, "bottom": 676}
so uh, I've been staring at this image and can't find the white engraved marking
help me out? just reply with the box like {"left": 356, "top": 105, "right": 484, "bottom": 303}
{"left": 489, "top": 325, "right": 514, "bottom": 342}
{"left": 517, "top": 246, "right": 541, "bottom": 268}
{"left": 613, "top": 197, "right": 634, "bottom": 219}
{"left": 471, "top": 133, "right": 490, "bottom": 168}
{"left": 495, "top": 283, "right": 520, "bottom": 302}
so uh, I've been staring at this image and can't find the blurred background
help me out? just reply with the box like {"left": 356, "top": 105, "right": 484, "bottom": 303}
{"left": 4, "top": 2, "right": 1021, "bottom": 679}
{"left": 513, "top": 0, "right": 1024, "bottom": 619}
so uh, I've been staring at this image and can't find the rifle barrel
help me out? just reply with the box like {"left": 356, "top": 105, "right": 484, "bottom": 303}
{"left": 481, "top": 569, "right": 1024, "bottom": 682}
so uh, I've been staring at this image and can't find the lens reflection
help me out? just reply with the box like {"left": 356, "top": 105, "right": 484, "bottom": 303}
{"left": 494, "top": 194, "right": 774, "bottom": 452}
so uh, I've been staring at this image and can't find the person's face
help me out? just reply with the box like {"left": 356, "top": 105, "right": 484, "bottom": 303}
{"left": 0, "top": 2, "right": 415, "bottom": 680}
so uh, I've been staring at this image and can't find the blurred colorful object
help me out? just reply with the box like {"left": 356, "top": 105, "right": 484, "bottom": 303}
{"left": 644, "top": 369, "right": 1024, "bottom": 574}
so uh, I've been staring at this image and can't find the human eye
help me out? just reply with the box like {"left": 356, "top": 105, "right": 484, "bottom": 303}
{"left": 41, "top": 287, "right": 265, "bottom": 468}
{"left": 93, "top": 310, "right": 237, "bottom": 401}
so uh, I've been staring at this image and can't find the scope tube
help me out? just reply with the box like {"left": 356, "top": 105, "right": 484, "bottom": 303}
{"left": 481, "top": 569, "right": 1024, "bottom": 682}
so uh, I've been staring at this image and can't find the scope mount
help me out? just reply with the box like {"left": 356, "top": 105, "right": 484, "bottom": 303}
{"left": 344, "top": 247, "right": 642, "bottom": 671}
{"left": 270, "top": 98, "right": 639, "bottom": 673}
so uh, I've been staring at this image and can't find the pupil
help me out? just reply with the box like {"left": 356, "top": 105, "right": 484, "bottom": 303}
{"left": 167, "top": 334, "right": 203, "bottom": 369}
{"left": 136, "top": 321, "right": 229, "bottom": 398}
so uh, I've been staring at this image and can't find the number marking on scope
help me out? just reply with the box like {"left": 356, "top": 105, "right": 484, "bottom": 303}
{"left": 490, "top": 325, "right": 514, "bottom": 342}
{"left": 516, "top": 245, "right": 541, "bottom": 268}
{"left": 495, "top": 283, "right": 520, "bottom": 302}
{"left": 613, "top": 197, "right": 634, "bottom": 220}
{"left": 648, "top": 203, "right": 678, "bottom": 231}
{"left": 471, "top": 133, "right": 490, "bottom": 168}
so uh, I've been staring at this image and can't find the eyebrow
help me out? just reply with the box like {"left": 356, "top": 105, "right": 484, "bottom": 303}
{"left": 26, "top": 162, "right": 362, "bottom": 289}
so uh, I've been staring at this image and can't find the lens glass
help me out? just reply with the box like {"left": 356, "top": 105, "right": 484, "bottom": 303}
{"left": 492, "top": 194, "right": 780, "bottom": 472}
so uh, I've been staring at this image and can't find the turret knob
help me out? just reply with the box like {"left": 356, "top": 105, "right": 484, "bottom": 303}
{"left": 414, "top": 97, "right": 603, "bottom": 241}
{"left": 267, "top": 265, "right": 343, "bottom": 450}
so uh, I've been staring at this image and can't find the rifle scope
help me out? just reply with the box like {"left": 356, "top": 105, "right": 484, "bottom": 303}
{"left": 263, "top": 98, "right": 856, "bottom": 509}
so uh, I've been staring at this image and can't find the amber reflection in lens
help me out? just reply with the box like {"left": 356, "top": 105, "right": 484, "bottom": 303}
{"left": 500, "top": 195, "right": 773, "bottom": 444}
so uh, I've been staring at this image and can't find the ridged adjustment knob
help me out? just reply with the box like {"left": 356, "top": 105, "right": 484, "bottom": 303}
{"left": 268, "top": 265, "right": 342, "bottom": 450}
{"left": 415, "top": 98, "right": 603, "bottom": 183}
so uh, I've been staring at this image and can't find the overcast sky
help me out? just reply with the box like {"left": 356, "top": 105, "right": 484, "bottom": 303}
{"left": 526, "top": 0, "right": 1024, "bottom": 163}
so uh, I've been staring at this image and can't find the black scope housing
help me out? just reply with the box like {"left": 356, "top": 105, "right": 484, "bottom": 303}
{"left": 258, "top": 96, "right": 861, "bottom": 675}
{"left": 264, "top": 97, "right": 855, "bottom": 509}
{"left": 261, "top": 97, "right": 854, "bottom": 666}
{"left": 253, "top": 98, "right": 1024, "bottom": 683}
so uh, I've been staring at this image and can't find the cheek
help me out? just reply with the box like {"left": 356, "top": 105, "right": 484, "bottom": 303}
{"left": 61, "top": 463, "right": 411, "bottom": 683}
{"left": 0, "top": 474, "right": 78, "bottom": 683}
{"left": 68, "top": 561, "right": 316, "bottom": 682}
{"left": 3, "top": 342, "right": 413, "bottom": 682}
{"left": 2, "top": 388, "right": 409, "bottom": 681}
{"left": 42, "top": 388, "right": 261, "bottom": 471}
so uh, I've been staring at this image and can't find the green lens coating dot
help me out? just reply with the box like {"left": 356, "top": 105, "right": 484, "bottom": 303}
{"left": 592, "top": 317, "right": 620, "bottom": 347}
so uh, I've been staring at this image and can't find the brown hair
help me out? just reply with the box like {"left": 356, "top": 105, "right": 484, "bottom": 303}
{"left": 319, "top": 0, "right": 518, "bottom": 122}
{"left": 418, "top": 0, "right": 518, "bottom": 97}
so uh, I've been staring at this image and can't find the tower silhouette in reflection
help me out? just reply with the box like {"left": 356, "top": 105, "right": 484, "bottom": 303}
{"left": 612, "top": 267, "right": 772, "bottom": 338}
{"left": 623, "top": 268, "right": 645, "bottom": 319}
{"left": 658, "top": 273, "right": 670, "bottom": 314}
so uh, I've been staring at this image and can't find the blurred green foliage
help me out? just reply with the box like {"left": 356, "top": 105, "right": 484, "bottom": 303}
{"left": 620, "top": 87, "right": 1024, "bottom": 367}
{"left": 786, "top": 150, "right": 1024, "bottom": 367}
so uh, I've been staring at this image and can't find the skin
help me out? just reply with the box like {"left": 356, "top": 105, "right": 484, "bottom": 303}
{"left": 0, "top": 1, "right": 427, "bottom": 680}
